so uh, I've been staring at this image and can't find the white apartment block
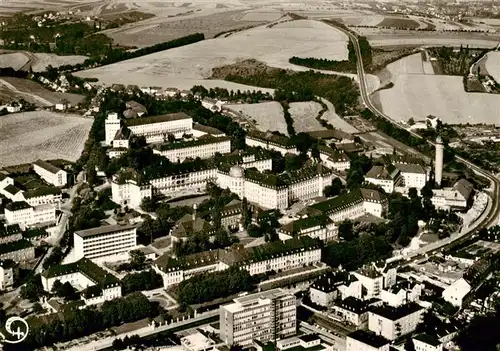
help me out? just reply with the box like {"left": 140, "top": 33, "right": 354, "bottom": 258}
{"left": 307, "top": 188, "right": 388, "bottom": 224}
{"left": 41, "top": 258, "right": 122, "bottom": 306}
{"left": 346, "top": 330, "right": 390, "bottom": 351}
{"left": 353, "top": 266, "right": 384, "bottom": 299}
{"left": 217, "top": 164, "right": 333, "bottom": 210}
{"left": 278, "top": 216, "right": 337, "bottom": 242}
{"left": 154, "top": 236, "right": 321, "bottom": 289}
{"left": 368, "top": 303, "right": 425, "bottom": 341}
{"left": 0, "top": 184, "right": 24, "bottom": 202}
{"left": 442, "top": 278, "right": 471, "bottom": 308}
{"left": 245, "top": 131, "right": 298, "bottom": 155}
{"left": 365, "top": 165, "right": 400, "bottom": 194}
{"left": 316, "top": 146, "right": 351, "bottom": 172}
{"left": 412, "top": 334, "right": 443, "bottom": 351}
{"left": 111, "top": 178, "right": 153, "bottom": 208}
{"left": 105, "top": 112, "right": 193, "bottom": 146}
{"left": 153, "top": 137, "right": 231, "bottom": 162}
{"left": 23, "top": 187, "right": 62, "bottom": 207}
{"left": 33, "top": 159, "right": 67, "bottom": 187}
{"left": 73, "top": 224, "right": 137, "bottom": 260}
{"left": 5, "top": 202, "right": 56, "bottom": 230}
{"left": 0, "top": 260, "right": 15, "bottom": 291}
{"left": 220, "top": 289, "right": 296, "bottom": 346}
{"left": 394, "top": 163, "right": 428, "bottom": 190}
{"left": 380, "top": 280, "right": 424, "bottom": 307}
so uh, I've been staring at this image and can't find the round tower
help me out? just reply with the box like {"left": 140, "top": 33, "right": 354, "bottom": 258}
{"left": 435, "top": 136, "right": 444, "bottom": 187}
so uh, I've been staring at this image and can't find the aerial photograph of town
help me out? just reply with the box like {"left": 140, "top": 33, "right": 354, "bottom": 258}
{"left": 0, "top": 0, "right": 499, "bottom": 349}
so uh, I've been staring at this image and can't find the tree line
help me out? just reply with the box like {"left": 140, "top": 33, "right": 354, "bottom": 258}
{"left": 289, "top": 41, "right": 357, "bottom": 73}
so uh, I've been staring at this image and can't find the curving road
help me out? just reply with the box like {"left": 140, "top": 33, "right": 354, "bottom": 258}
{"left": 326, "top": 21, "right": 500, "bottom": 256}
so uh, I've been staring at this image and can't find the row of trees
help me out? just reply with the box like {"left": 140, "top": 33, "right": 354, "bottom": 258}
{"left": 289, "top": 41, "right": 358, "bottom": 73}
{"left": 190, "top": 85, "right": 273, "bottom": 103}
{"left": 121, "top": 270, "right": 163, "bottom": 295}
{"left": 22, "top": 293, "right": 158, "bottom": 349}
{"left": 178, "top": 267, "right": 255, "bottom": 305}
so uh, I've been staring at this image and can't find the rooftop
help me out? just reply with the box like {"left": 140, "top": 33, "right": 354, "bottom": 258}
{"left": 193, "top": 123, "right": 224, "bottom": 136}
{"left": 23, "top": 186, "right": 62, "bottom": 199}
{"left": 74, "top": 224, "right": 136, "bottom": 238}
{"left": 347, "top": 330, "right": 390, "bottom": 348}
{"left": 311, "top": 271, "right": 352, "bottom": 293}
{"left": 369, "top": 302, "right": 424, "bottom": 321}
{"left": 337, "top": 296, "right": 368, "bottom": 314}
{"left": 3, "top": 184, "right": 22, "bottom": 195}
{"left": 125, "top": 112, "right": 192, "bottom": 127}
{"left": 453, "top": 178, "right": 474, "bottom": 200}
{"left": 5, "top": 201, "right": 31, "bottom": 211}
{"left": 366, "top": 165, "right": 398, "bottom": 180}
{"left": 394, "top": 163, "right": 427, "bottom": 175}
{"left": 413, "top": 333, "right": 442, "bottom": 347}
{"left": 0, "top": 239, "right": 33, "bottom": 255}
{"left": 154, "top": 136, "right": 230, "bottom": 152}
{"left": 246, "top": 130, "right": 294, "bottom": 148}
{"left": 308, "top": 189, "right": 363, "bottom": 215}
{"left": 33, "top": 159, "right": 62, "bottom": 174}
{"left": 307, "top": 129, "right": 353, "bottom": 141}
{"left": 280, "top": 216, "right": 333, "bottom": 236}
{"left": 360, "top": 188, "right": 387, "bottom": 203}
{"left": 154, "top": 250, "right": 219, "bottom": 271}
{"left": 0, "top": 224, "right": 22, "bottom": 238}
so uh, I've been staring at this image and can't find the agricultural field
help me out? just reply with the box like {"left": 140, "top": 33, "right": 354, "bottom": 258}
{"left": 76, "top": 19, "right": 348, "bottom": 91}
{"left": 485, "top": 51, "right": 500, "bottom": 82}
{"left": 0, "top": 53, "right": 29, "bottom": 70}
{"left": 377, "top": 17, "right": 421, "bottom": 29}
{"left": 377, "top": 74, "right": 500, "bottom": 125}
{"left": 367, "top": 37, "right": 499, "bottom": 48}
{"left": 0, "top": 77, "right": 84, "bottom": 107}
{"left": 224, "top": 101, "right": 287, "bottom": 135}
{"left": 288, "top": 101, "right": 323, "bottom": 133}
{"left": 31, "top": 53, "right": 88, "bottom": 72}
{"left": 0, "top": 111, "right": 92, "bottom": 167}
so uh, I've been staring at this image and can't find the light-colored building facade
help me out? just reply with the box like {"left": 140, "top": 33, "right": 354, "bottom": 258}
{"left": 220, "top": 289, "right": 296, "bottom": 346}
{"left": 111, "top": 177, "right": 153, "bottom": 208}
{"left": 73, "top": 224, "right": 137, "bottom": 260}
{"left": 365, "top": 165, "right": 400, "bottom": 194}
{"left": 380, "top": 280, "right": 424, "bottom": 307}
{"left": 245, "top": 131, "right": 298, "bottom": 155}
{"left": 368, "top": 303, "right": 425, "bottom": 341}
{"left": 153, "top": 137, "right": 231, "bottom": 162}
{"left": 413, "top": 334, "right": 443, "bottom": 351}
{"left": 5, "top": 202, "right": 56, "bottom": 230}
{"left": 394, "top": 163, "right": 428, "bottom": 190}
{"left": 0, "top": 240, "right": 35, "bottom": 262}
{"left": 316, "top": 146, "right": 351, "bottom": 172}
{"left": 0, "top": 260, "right": 15, "bottom": 291}
{"left": 41, "top": 258, "right": 122, "bottom": 306}
{"left": 278, "top": 216, "right": 336, "bottom": 242}
{"left": 33, "top": 159, "right": 67, "bottom": 187}
{"left": 346, "top": 330, "right": 390, "bottom": 351}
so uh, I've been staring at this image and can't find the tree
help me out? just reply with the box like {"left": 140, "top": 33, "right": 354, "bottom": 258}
{"left": 408, "top": 117, "right": 415, "bottom": 126}
{"left": 140, "top": 197, "right": 157, "bottom": 213}
{"left": 58, "top": 282, "right": 78, "bottom": 301}
{"left": 21, "top": 275, "right": 45, "bottom": 302}
{"left": 32, "top": 303, "right": 44, "bottom": 314}
{"left": 338, "top": 220, "right": 355, "bottom": 241}
{"left": 129, "top": 250, "right": 146, "bottom": 269}
{"left": 241, "top": 197, "right": 251, "bottom": 229}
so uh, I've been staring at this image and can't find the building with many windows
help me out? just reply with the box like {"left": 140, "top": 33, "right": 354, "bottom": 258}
{"left": 153, "top": 136, "right": 231, "bottom": 162}
{"left": 394, "top": 163, "right": 428, "bottom": 190}
{"left": 33, "top": 159, "right": 67, "bottom": 187}
{"left": 220, "top": 288, "right": 296, "bottom": 346}
{"left": 346, "top": 330, "right": 390, "bottom": 351}
{"left": 153, "top": 236, "right": 321, "bottom": 289}
{"left": 0, "top": 260, "right": 15, "bottom": 291}
{"left": 4, "top": 201, "right": 56, "bottom": 230}
{"left": 73, "top": 224, "right": 137, "bottom": 260}
{"left": 368, "top": 302, "right": 425, "bottom": 341}
{"left": 278, "top": 216, "right": 336, "bottom": 242}
{"left": 41, "top": 258, "right": 121, "bottom": 306}
{"left": 245, "top": 130, "right": 298, "bottom": 155}
{"left": 365, "top": 165, "right": 400, "bottom": 194}
{"left": 412, "top": 334, "right": 443, "bottom": 351}
{"left": 316, "top": 146, "right": 351, "bottom": 172}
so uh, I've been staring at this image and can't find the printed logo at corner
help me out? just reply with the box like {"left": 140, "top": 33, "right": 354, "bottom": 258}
{"left": 0, "top": 316, "right": 29, "bottom": 344}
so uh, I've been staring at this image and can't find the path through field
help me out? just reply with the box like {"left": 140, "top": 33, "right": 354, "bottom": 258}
{"left": 0, "top": 78, "right": 53, "bottom": 106}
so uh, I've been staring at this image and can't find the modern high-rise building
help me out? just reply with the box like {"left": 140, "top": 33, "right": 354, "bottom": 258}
{"left": 220, "top": 289, "right": 297, "bottom": 346}
{"left": 435, "top": 136, "right": 444, "bottom": 187}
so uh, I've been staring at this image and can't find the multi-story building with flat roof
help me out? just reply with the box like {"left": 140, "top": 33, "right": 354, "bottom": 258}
{"left": 33, "top": 159, "right": 67, "bottom": 187}
{"left": 0, "top": 260, "right": 15, "bottom": 290}
{"left": 4, "top": 201, "right": 56, "bottom": 230}
{"left": 73, "top": 224, "right": 137, "bottom": 260}
{"left": 368, "top": 302, "right": 425, "bottom": 341}
{"left": 346, "top": 330, "right": 390, "bottom": 351}
{"left": 220, "top": 288, "right": 296, "bottom": 346}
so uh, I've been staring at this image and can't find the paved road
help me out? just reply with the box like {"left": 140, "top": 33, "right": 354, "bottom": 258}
{"left": 324, "top": 20, "right": 500, "bottom": 257}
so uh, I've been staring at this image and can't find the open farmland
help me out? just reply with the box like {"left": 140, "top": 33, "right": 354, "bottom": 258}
{"left": 288, "top": 101, "right": 323, "bottom": 132}
{"left": 31, "top": 53, "right": 88, "bottom": 72}
{"left": 378, "top": 17, "right": 420, "bottom": 29}
{"left": 76, "top": 20, "right": 348, "bottom": 91}
{"left": 0, "top": 53, "right": 29, "bottom": 70}
{"left": 0, "top": 111, "right": 92, "bottom": 167}
{"left": 485, "top": 51, "right": 500, "bottom": 82}
{"left": 377, "top": 74, "right": 500, "bottom": 125}
{"left": 0, "top": 77, "right": 84, "bottom": 107}
{"left": 224, "top": 102, "right": 287, "bottom": 134}
{"left": 367, "top": 37, "right": 499, "bottom": 48}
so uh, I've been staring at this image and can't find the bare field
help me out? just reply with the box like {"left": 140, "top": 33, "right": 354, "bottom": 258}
{"left": 377, "top": 74, "right": 500, "bottom": 125}
{"left": 485, "top": 51, "right": 500, "bottom": 82}
{"left": 0, "top": 111, "right": 92, "bottom": 167}
{"left": 0, "top": 77, "right": 84, "bottom": 107}
{"left": 32, "top": 53, "right": 88, "bottom": 72}
{"left": 76, "top": 19, "right": 348, "bottom": 91}
{"left": 225, "top": 101, "right": 287, "bottom": 134}
{"left": 289, "top": 101, "right": 323, "bottom": 132}
{"left": 0, "top": 53, "right": 29, "bottom": 70}
{"left": 378, "top": 17, "right": 420, "bottom": 29}
{"left": 367, "top": 36, "right": 500, "bottom": 48}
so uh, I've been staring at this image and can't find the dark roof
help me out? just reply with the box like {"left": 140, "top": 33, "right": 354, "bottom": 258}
{"left": 311, "top": 271, "right": 352, "bottom": 293}
{"left": 369, "top": 302, "right": 424, "bottom": 321}
{"left": 42, "top": 258, "right": 120, "bottom": 288}
{"left": 0, "top": 259, "right": 16, "bottom": 269}
{"left": 74, "top": 224, "right": 136, "bottom": 238}
{"left": 413, "top": 333, "right": 442, "bottom": 347}
{"left": 360, "top": 188, "right": 387, "bottom": 203}
{"left": 193, "top": 123, "right": 224, "bottom": 135}
{"left": 454, "top": 178, "right": 473, "bottom": 200}
{"left": 337, "top": 296, "right": 369, "bottom": 314}
{"left": 280, "top": 216, "right": 332, "bottom": 236}
{"left": 171, "top": 214, "right": 213, "bottom": 238}
{"left": 318, "top": 145, "right": 350, "bottom": 162}
{"left": 3, "top": 184, "right": 22, "bottom": 195}
{"left": 308, "top": 189, "right": 363, "bottom": 216}
{"left": 0, "top": 173, "right": 8, "bottom": 181}
{"left": 125, "top": 112, "right": 191, "bottom": 127}
{"left": 347, "top": 330, "right": 390, "bottom": 348}
{"left": 307, "top": 129, "right": 353, "bottom": 141}
{"left": 33, "top": 159, "right": 62, "bottom": 174}
{"left": 246, "top": 130, "right": 295, "bottom": 148}
{"left": 113, "top": 126, "right": 131, "bottom": 140}
{"left": 298, "top": 334, "right": 320, "bottom": 342}
{"left": 0, "top": 224, "right": 21, "bottom": 237}
{"left": 366, "top": 165, "right": 398, "bottom": 180}
{"left": 23, "top": 186, "right": 62, "bottom": 199}
{"left": 155, "top": 250, "right": 219, "bottom": 271}
{"left": 5, "top": 201, "right": 31, "bottom": 211}
{"left": 125, "top": 100, "right": 147, "bottom": 113}
{"left": 394, "top": 163, "right": 426, "bottom": 174}
{"left": 23, "top": 228, "right": 49, "bottom": 239}
{"left": 219, "top": 236, "right": 319, "bottom": 266}
{"left": 0, "top": 239, "right": 33, "bottom": 255}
